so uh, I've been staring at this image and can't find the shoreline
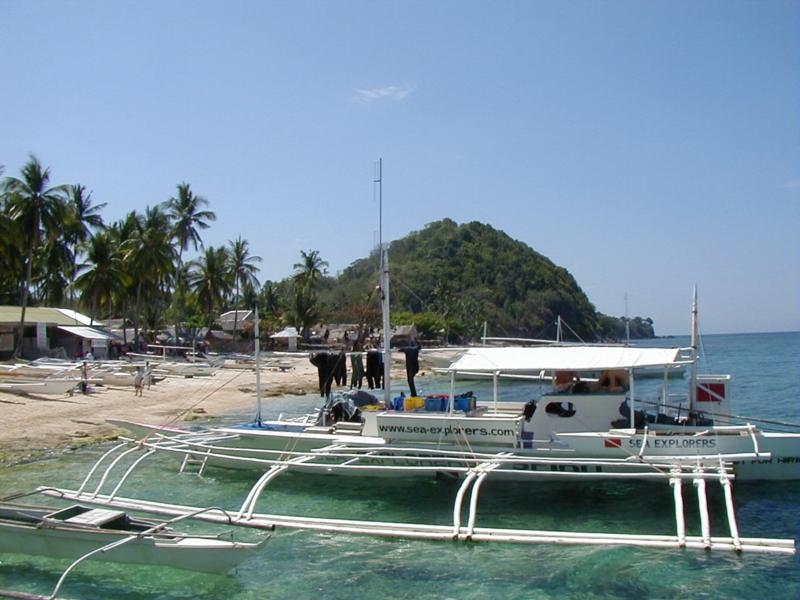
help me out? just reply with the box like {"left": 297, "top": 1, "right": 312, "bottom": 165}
{"left": 0, "top": 355, "right": 414, "bottom": 467}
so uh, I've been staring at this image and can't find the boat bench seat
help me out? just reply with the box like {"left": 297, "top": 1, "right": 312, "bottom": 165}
{"left": 63, "top": 508, "right": 128, "bottom": 527}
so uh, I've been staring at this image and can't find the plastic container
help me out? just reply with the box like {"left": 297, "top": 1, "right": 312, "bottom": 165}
{"left": 455, "top": 395, "right": 476, "bottom": 413}
{"left": 403, "top": 396, "right": 426, "bottom": 411}
{"left": 425, "top": 397, "right": 445, "bottom": 412}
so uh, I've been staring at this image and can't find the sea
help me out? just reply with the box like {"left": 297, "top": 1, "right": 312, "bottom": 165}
{"left": 1, "top": 332, "right": 798, "bottom": 599}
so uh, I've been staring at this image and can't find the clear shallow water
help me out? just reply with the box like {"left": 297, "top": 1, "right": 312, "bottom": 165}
{"left": 1, "top": 332, "right": 798, "bottom": 599}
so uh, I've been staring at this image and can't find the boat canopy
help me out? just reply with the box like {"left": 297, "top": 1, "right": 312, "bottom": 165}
{"left": 447, "top": 346, "right": 687, "bottom": 373}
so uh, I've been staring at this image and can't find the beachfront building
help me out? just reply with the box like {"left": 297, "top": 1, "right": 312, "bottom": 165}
{"left": 218, "top": 310, "right": 255, "bottom": 334}
{"left": 0, "top": 306, "right": 120, "bottom": 360}
{"left": 270, "top": 326, "right": 301, "bottom": 352}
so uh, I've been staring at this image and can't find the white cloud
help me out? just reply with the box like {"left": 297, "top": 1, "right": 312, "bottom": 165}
{"left": 353, "top": 84, "right": 416, "bottom": 105}
{"left": 782, "top": 180, "right": 800, "bottom": 190}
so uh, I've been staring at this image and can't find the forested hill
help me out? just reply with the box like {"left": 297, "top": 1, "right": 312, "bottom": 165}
{"left": 318, "top": 219, "right": 655, "bottom": 341}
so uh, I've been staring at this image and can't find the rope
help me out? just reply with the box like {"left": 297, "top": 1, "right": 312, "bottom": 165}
{"left": 135, "top": 369, "right": 249, "bottom": 445}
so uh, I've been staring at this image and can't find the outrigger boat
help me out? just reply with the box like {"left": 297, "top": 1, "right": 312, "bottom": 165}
{"left": 110, "top": 287, "right": 800, "bottom": 482}
{"left": 35, "top": 168, "right": 798, "bottom": 558}
{"left": 0, "top": 500, "right": 266, "bottom": 574}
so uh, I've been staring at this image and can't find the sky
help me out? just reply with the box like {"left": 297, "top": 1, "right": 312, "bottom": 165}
{"left": 1, "top": 0, "right": 798, "bottom": 336}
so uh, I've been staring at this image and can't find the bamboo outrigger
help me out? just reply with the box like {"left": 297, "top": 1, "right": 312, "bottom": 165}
{"left": 30, "top": 432, "right": 797, "bottom": 556}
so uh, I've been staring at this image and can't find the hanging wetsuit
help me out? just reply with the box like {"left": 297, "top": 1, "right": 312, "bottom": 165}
{"left": 351, "top": 353, "right": 365, "bottom": 389}
{"left": 333, "top": 351, "right": 347, "bottom": 386}
{"left": 401, "top": 346, "right": 420, "bottom": 397}
{"left": 375, "top": 351, "right": 384, "bottom": 389}
{"left": 310, "top": 353, "right": 327, "bottom": 397}
{"left": 310, "top": 352, "right": 335, "bottom": 397}
{"left": 366, "top": 351, "right": 380, "bottom": 390}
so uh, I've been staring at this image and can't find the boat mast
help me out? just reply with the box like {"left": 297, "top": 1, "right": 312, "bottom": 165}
{"left": 624, "top": 293, "right": 630, "bottom": 346}
{"left": 376, "top": 159, "right": 392, "bottom": 404}
{"left": 688, "top": 286, "right": 698, "bottom": 416}
{"left": 254, "top": 305, "right": 262, "bottom": 425}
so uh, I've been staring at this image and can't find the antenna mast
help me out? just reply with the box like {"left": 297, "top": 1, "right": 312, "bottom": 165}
{"left": 375, "top": 159, "right": 392, "bottom": 404}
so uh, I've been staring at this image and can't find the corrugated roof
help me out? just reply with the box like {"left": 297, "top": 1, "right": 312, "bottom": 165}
{"left": 0, "top": 306, "right": 96, "bottom": 327}
{"left": 271, "top": 327, "right": 301, "bottom": 339}
{"left": 57, "top": 326, "right": 119, "bottom": 340}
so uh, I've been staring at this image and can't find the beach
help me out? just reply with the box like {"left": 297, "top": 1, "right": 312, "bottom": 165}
{"left": 0, "top": 356, "right": 419, "bottom": 465}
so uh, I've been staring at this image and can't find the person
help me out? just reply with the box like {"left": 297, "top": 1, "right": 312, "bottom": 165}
{"left": 554, "top": 371, "right": 575, "bottom": 393}
{"left": 134, "top": 367, "right": 144, "bottom": 397}
{"left": 144, "top": 361, "right": 153, "bottom": 389}
{"left": 85, "top": 350, "right": 94, "bottom": 361}
{"left": 80, "top": 361, "right": 89, "bottom": 394}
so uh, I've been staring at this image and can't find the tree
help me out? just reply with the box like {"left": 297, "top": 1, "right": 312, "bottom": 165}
{"left": 167, "top": 183, "right": 215, "bottom": 268}
{"left": 259, "top": 281, "right": 281, "bottom": 316}
{"left": 285, "top": 283, "right": 320, "bottom": 340}
{"left": 64, "top": 184, "right": 106, "bottom": 305}
{"left": 126, "top": 206, "right": 176, "bottom": 349}
{"left": 228, "top": 236, "right": 261, "bottom": 338}
{"left": 74, "top": 231, "right": 128, "bottom": 324}
{"left": 190, "top": 246, "right": 232, "bottom": 325}
{"left": 2, "top": 155, "right": 68, "bottom": 357}
{"left": 293, "top": 249, "right": 328, "bottom": 289}
{"left": 166, "top": 183, "right": 215, "bottom": 341}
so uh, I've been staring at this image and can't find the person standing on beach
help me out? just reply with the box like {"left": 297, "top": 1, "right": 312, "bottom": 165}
{"left": 80, "top": 361, "right": 89, "bottom": 394}
{"left": 134, "top": 367, "right": 144, "bottom": 396}
{"left": 145, "top": 361, "right": 153, "bottom": 389}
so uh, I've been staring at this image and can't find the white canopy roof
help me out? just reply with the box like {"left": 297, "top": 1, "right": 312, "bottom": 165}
{"left": 57, "top": 326, "right": 118, "bottom": 340}
{"left": 270, "top": 327, "right": 301, "bottom": 339}
{"left": 447, "top": 345, "right": 686, "bottom": 373}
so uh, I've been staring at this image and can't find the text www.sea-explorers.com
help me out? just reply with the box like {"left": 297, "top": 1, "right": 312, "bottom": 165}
{"left": 377, "top": 424, "right": 516, "bottom": 437}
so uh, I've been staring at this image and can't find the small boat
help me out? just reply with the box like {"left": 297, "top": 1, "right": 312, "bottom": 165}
{"left": 0, "top": 378, "right": 79, "bottom": 395}
{"left": 0, "top": 502, "right": 267, "bottom": 574}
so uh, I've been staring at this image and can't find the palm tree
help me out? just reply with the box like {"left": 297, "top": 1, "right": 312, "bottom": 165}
{"left": 65, "top": 184, "right": 106, "bottom": 305}
{"left": 108, "top": 212, "right": 142, "bottom": 344}
{"left": 74, "top": 231, "right": 128, "bottom": 324}
{"left": 0, "top": 203, "right": 25, "bottom": 304}
{"left": 286, "top": 283, "right": 321, "bottom": 340}
{"left": 259, "top": 281, "right": 281, "bottom": 316}
{"left": 190, "top": 246, "right": 232, "bottom": 325}
{"left": 36, "top": 237, "right": 74, "bottom": 306}
{"left": 166, "top": 183, "right": 215, "bottom": 340}
{"left": 228, "top": 236, "right": 261, "bottom": 338}
{"left": 126, "top": 206, "right": 176, "bottom": 349}
{"left": 2, "top": 155, "right": 68, "bottom": 357}
{"left": 167, "top": 183, "right": 215, "bottom": 262}
{"left": 293, "top": 249, "right": 328, "bottom": 289}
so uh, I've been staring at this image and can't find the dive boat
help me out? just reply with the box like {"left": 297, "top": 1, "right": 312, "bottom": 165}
{"left": 109, "top": 285, "right": 800, "bottom": 482}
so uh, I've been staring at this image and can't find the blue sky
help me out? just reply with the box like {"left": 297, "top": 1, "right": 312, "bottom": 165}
{"left": 2, "top": 0, "right": 798, "bottom": 335}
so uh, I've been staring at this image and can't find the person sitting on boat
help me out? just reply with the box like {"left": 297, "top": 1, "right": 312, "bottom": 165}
{"left": 555, "top": 371, "right": 576, "bottom": 393}
{"left": 599, "top": 370, "right": 628, "bottom": 392}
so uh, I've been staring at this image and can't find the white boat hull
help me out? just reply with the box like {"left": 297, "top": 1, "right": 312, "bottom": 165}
{"left": 0, "top": 379, "right": 79, "bottom": 395}
{"left": 109, "top": 419, "right": 800, "bottom": 481}
{"left": 0, "top": 507, "right": 264, "bottom": 573}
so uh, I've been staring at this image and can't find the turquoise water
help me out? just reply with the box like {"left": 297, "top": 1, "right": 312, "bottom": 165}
{"left": 1, "top": 332, "right": 798, "bottom": 599}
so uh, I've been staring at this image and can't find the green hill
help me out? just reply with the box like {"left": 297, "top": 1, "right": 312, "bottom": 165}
{"left": 320, "top": 219, "right": 654, "bottom": 341}
{"left": 317, "top": 219, "right": 654, "bottom": 341}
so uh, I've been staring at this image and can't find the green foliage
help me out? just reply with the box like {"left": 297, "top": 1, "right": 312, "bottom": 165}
{"left": 319, "top": 220, "right": 654, "bottom": 341}
{"left": 1, "top": 155, "right": 656, "bottom": 349}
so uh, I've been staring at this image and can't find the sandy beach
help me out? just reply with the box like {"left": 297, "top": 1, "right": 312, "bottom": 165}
{"left": 0, "top": 356, "right": 420, "bottom": 465}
